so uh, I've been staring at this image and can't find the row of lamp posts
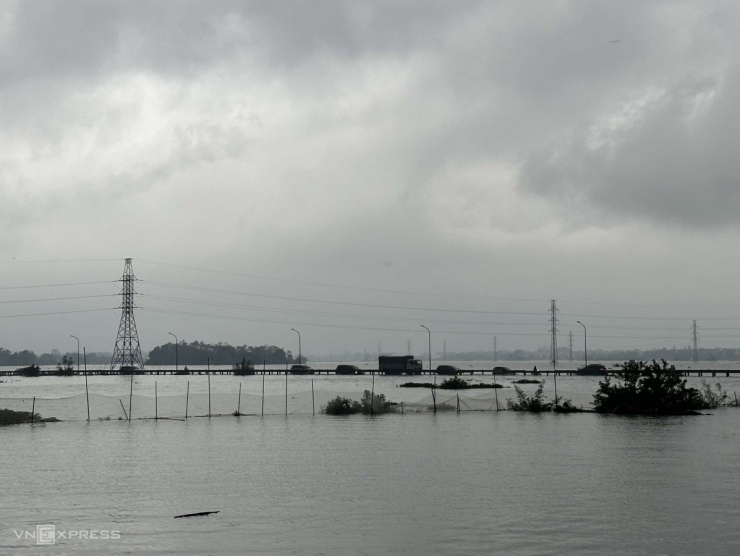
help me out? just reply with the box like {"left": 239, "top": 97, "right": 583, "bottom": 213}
{"left": 67, "top": 322, "right": 588, "bottom": 377}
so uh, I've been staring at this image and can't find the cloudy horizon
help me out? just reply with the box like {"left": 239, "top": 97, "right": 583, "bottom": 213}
{"left": 2, "top": 1, "right": 740, "bottom": 358}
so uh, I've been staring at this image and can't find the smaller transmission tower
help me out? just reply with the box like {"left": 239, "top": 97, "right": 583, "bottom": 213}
{"left": 692, "top": 320, "right": 699, "bottom": 363}
{"left": 549, "top": 300, "right": 559, "bottom": 371}
{"left": 110, "top": 258, "right": 145, "bottom": 371}
{"left": 568, "top": 330, "right": 573, "bottom": 362}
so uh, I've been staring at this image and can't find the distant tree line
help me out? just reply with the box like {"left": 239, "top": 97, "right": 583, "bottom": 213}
{"left": 0, "top": 348, "right": 111, "bottom": 366}
{"left": 146, "top": 341, "right": 298, "bottom": 365}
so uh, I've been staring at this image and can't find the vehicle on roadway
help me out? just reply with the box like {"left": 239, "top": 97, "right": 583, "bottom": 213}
{"left": 575, "top": 364, "right": 608, "bottom": 376}
{"left": 435, "top": 365, "right": 460, "bottom": 376}
{"left": 378, "top": 355, "right": 423, "bottom": 375}
{"left": 290, "top": 364, "right": 314, "bottom": 375}
{"left": 336, "top": 364, "right": 362, "bottom": 375}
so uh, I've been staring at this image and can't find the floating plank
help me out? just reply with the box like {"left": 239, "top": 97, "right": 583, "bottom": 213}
{"left": 174, "top": 511, "right": 220, "bottom": 519}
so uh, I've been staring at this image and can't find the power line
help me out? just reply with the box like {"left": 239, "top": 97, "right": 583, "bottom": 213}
{"left": 0, "top": 294, "right": 115, "bottom": 305}
{"left": 0, "top": 280, "right": 118, "bottom": 290}
{"left": 0, "top": 307, "right": 116, "bottom": 319}
{"left": 140, "top": 280, "right": 548, "bottom": 316}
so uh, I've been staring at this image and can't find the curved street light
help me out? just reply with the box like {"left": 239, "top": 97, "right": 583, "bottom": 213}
{"left": 576, "top": 321, "right": 587, "bottom": 368}
{"left": 168, "top": 332, "right": 178, "bottom": 372}
{"left": 420, "top": 325, "right": 431, "bottom": 373}
{"left": 70, "top": 335, "right": 80, "bottom": 372}
{"left": 290, "top": 328, "right": 302, "bottom": 365}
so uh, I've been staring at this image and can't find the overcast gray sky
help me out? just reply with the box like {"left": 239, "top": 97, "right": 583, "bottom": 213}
{"left": 2, "top": 1, "right": 740, "bottom": 359}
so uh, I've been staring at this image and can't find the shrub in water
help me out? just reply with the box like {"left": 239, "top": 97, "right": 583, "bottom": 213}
{"left": 593, "top": 359, "right": 706, "bottom": 414}
{"left": 698, "top": 380, "right": 731, "bottom": 409}
{"left": 323, "top": 396, "right": 362, "bottom": 415}
{"left": 360, "top": 390, "right": 398, "bottom": 414}
{"left": 439, "top": 376, "right": 469, "bottom": 389}
{"left": 233, "top": 358, "right": 255, "bottom": 376}
{"left": 0, "top": 408, "right": 41, "bottom": 425}
{"left": 15, "top": 365, "right": 41, "bottom": 377}
{"left": 52, "top": 355, "right": 75, "bottom": 376}
{"left": 507, "top": 382, "right": 553, "bottom": 412}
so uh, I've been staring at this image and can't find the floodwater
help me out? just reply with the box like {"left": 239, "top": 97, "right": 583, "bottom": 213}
{"left": 2, "top": 365, "right": 740, "bottom": 554}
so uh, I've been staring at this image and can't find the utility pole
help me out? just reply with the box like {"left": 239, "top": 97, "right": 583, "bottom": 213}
{"left": 550, "top": 300, "right": 559, "bottom": 406}
{"left": 549, "top": 300, "right": 559, "bottom": 371}
{"left": 110, "top": 258, "right": 145, "bottom": 372}
{"left": 692, "top": 320, "right": 699, "bottom": 363}
{"left": 568, "top": 331, "right": 573, "bottom": 362}
{"left": 443, "top": 340, "right": 447, "bottom": 361}
{"left": 493, "top": 336, "right": 498, "bottom": 362}
{"left": 407, "top": 338, "right": 411, "bottom": 355}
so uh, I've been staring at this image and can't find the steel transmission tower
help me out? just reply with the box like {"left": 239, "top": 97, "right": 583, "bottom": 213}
{"left": 549, "top": 300, "right": 559, "bottom": 371}
{"left": 110, "top": 258, "right": 145, "bottom": 371}
{"left": 692, "top": 320, "right": 699, "bottom": 363}
{"left": 568, "top": 330, "right": 573, "bottom": 362}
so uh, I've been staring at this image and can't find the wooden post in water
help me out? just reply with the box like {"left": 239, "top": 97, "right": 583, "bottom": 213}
{"left": 185, "top": 381, "right": 190, "bottom": 419}
{"left": 208, "top": 371, "right": 212, "bottom": 417}
{"left": 128, "top": 365, "right": 134, "bottom": 421}
{"left": 237, "top": 382, "right": 242, "bottom": 416}
{"left": 155, "top": 381, "right": 158, "bottom": 421}
{"left": 84, "top": 347, "right": 90, "bottom": 422}
{"left": 285, "top": 370, "right": 288, "bottom": 416}
{"left": 261, "top": 373, "right": 265, "bottom": 416}
{"left": 401, "top": 401, "right": 404, "bottom": 414}
{"left": 493, "top": 370, "right": 499, "bottom": 411}
{"left": 457, "top": 393, "right": 460, "bottom": 413}
{"left": 312, "top": 379, "right": 315, "bottom": 415}
{"left": 370, "top": 373, "right": 375, "bottom": 416}
{"left": 31, "top": 396, "right": 35, "bottom": 425}
{"left": 433, "top": 372, "right": 437, "bottom": 413}
{"left": 119, "top": 398, "right": 128, "bottom": 420}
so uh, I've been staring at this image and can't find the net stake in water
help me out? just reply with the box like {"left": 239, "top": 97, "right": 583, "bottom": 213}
{"left": 185, "top": 381, "right": 190, "bottom": 419}
{"left": 84, "top": 347, "right": 90, "bottom": 422}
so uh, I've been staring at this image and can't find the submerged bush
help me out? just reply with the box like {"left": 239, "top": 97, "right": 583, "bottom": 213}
{"left": 698, "top": 380, "right": 731, "bottom": 409}
{"left": 322, "top": 390, "right": 399, "bottom": 415}
{"left": 593, "top": 359, "right": 706, "bottom": 414}
{"left": 15, "top": 365, "right": 41, "bottom": 377}
{"left": 360, "top": 390, "right": 398, "bottom": 414}
{"left": 439, "top": 376, "right": 469, "bottom": 389}
{"left": 233, "top": 358, "right": 255, "bottom": 376}
{"left": 0, "top": 408, "right": 42, "bottom": 425}
{"left": 507, "top": 382, "right": 553, "bottom": 412}
{"left": 323, "top": 396, "right": 362, "bottom": 415}
{"left": 52, "top": 355, "right": 74, "bottom": 376}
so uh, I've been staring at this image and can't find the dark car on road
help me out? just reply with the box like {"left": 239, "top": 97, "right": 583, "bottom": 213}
{"left": 575, "top": 364, "right": 608, "bottom": 376}
{"left": 492, "top": 366, "right": 516, "bottom": 375}
{"left": 290, "top": 364, "right": 314, "bottom": 375}
{"left": 336, "top": 364, "right": 362, "bottom": 375}
{"left": 435, "top": 364, "right": 460, "bottom": 376}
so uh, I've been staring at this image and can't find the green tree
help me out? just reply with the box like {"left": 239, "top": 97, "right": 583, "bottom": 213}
{"left": 593, "top": 359, "right": 706, "bottom": 414}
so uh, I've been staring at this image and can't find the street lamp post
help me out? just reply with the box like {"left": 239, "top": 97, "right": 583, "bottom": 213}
{"left": 421, "top": 325, "right": 431, "bottom": 372}
{"left": 290, "top": 328, "right": 301, "bottom": 365}
{"left": 576, "top": 321, "right": 587, "bottom": 367}
{"left": 168, "top": 332, "right": 178, "bottom": 372}
{"left": 70, "top": 335, "right": 80, "bottom": 372}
